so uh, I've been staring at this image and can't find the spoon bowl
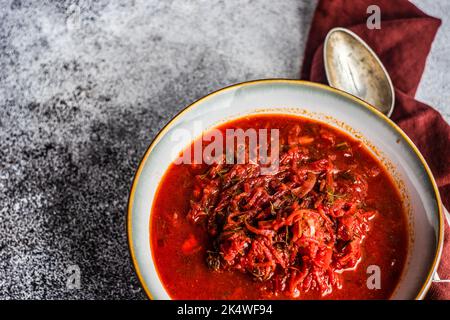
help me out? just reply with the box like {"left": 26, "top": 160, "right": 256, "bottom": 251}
{"left": 324, "top": 27, "right": 395, "bottom": 117}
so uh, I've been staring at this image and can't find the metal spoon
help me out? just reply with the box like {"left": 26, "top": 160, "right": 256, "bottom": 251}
{"left": 324, "top": 27, "right": 395, "bottom": 117}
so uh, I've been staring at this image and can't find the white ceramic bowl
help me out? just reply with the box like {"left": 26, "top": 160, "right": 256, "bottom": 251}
{"left": 127, "top": 79, "right": 444, "bottom": 300}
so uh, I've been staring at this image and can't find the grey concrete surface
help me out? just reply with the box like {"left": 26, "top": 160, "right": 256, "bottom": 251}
{"left": 0, "top": 0, "right": 448, "bottom": 299}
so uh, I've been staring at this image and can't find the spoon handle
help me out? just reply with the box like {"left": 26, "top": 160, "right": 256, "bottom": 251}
{"left": 432, "top": 207, "right": 450, "bottom": 283}
{"left": 433, "top": 272, "right": 450, "bottom": 283}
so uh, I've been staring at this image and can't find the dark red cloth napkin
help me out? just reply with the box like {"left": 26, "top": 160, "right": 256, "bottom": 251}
{"left": 301, "top": 0, "right": 450, "bottom": 299}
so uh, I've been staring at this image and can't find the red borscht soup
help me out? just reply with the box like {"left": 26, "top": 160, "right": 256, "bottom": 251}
{"left": 151, "top": 114, "right": 408, "bottom": 299}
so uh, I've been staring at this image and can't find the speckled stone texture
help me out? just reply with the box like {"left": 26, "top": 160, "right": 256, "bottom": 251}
{"left": 0, "top": 0, "right": 448, "bottom": 299}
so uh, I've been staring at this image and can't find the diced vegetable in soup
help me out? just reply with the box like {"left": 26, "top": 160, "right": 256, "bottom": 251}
{"left": 151, "top": 114, "right": 408, "bottom": 299}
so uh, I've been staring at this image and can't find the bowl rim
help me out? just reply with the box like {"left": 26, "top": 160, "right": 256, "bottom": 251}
{"left": 126, "top": 79, "right": 444, "bottom": 300}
